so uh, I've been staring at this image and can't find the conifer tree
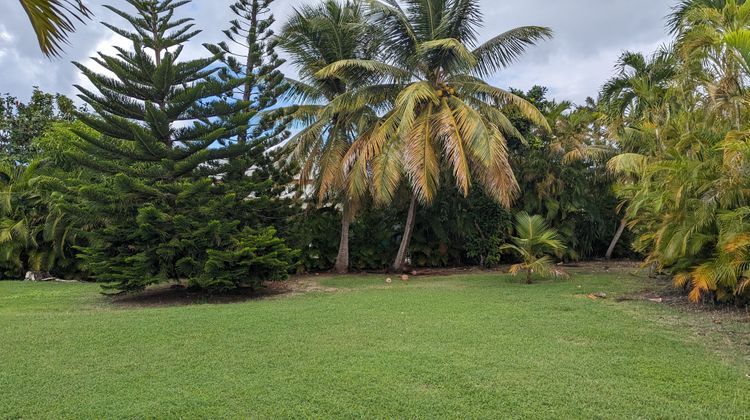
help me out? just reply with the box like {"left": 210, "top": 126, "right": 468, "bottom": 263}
{"left": 208, "top": 0, "right": 302, "bottom": 259}
{"left": 70, "top": 0, "right": 294, "bottom": 293}
{"left": 204, "top": 0, "right": 293, "bottom": 201}
{"left": 209, "top": 0, "right": 288, "bottom": 150}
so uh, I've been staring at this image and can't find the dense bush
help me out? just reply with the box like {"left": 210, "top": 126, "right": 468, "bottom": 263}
{"left": 75, "top": 177, "right": 295, "bottom": 292}
{"left": 287, "top": 186, "right": 515, "bottom": 272}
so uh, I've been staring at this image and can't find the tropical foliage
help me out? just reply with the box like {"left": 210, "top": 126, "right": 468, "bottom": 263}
{"left": 500, "top": 212, "right": 568, "bottom": 283}
{"left": 277, "top": 0, "right": 382, "bottom": 273}
{"left": 0, "top": 88, "right": 76, "bottom": 164}
{"left": 7, "top": 0, "right": 750, "bottom": 307}
{"left": 603, "top": 0, "right": 750, "bottom": 303}
{"left": 18, "top": 0, "right": 92, "bottom": 57}
{"left": 313, "top": 0, "right": 552, "bottom": 271}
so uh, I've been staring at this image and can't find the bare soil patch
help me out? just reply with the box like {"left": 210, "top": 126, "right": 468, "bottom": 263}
{"left": 392, "top": 260, "right": 645, "bottom": 277}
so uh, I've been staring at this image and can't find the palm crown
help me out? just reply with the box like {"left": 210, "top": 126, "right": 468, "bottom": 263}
{"left": 278, "top": 0, "right": 383, "bottom": 203}
{"left": 318, "top": 0, "right": 553, "bottom": 207}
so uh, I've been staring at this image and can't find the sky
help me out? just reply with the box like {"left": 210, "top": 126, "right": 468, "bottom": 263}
{"left": 0, "top": 0, "right": 675, "bottom": 104}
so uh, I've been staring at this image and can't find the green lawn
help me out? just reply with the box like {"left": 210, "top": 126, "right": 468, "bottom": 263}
{"left": 1, "top": 273, "right": 748, "bottom": 418}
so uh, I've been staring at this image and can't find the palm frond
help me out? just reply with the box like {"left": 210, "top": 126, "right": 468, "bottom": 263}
{"left": 20, "top": 0, "right": 92, "bottom": 57}
{"left": 472, "top": 26, "right": 552, "bottom": 77}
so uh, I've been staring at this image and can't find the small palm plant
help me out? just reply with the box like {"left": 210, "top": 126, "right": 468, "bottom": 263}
{"left": 500, "top": 212, "right": 568, "bottom": 284}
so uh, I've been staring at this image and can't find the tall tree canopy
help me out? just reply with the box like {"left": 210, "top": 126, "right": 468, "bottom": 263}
{"left": 278, "top": 0, "right": 382, "bottom": 273}
{"left": 318, "top": 0, "right": 552, "bottom": 270}
{"left": 0, "top": 88, "right": 76, "bottom": 164}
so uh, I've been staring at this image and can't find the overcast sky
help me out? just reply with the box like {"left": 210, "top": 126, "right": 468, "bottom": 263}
{"left": 1, "top": 0, "right": 674, "bottom": 104}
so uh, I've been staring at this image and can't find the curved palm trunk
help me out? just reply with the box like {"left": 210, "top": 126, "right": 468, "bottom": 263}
{"left": 606, "top": 218, "right": 627, "bottom": 260}
{"left": 393, "top": 194, "right": 418, "bottom": 273}
{"left": 334, "top": 205, "right": 352, "bottom": 274}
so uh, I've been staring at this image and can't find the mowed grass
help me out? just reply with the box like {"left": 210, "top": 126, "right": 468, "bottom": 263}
{"left": 1, "top": 274, "right": 748, "bottom": 418}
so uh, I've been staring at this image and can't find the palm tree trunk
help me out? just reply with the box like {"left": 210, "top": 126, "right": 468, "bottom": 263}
{"left": 334, "top": 205, "right": 352, "bottom": 274}
{"left": 392, "top": 194, "right": 418, "bottom": 273}
{"left": 735, "top": 102, "right": 741, "bottom": 131}
{"left": 606, "top": 218, "right": 627, "bottom": 260}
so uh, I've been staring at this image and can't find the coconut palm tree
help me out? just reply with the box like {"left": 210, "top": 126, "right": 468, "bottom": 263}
{"left": 318, "top": 0, "right": 552, "bottom": 272}
{"left": 500, "top": 212, "right": 568, "bottom": 284}
{"left": 277, "top": 0, "right": 383, "bottom": 273}
{"left": 19, "top": 0, "right": 91, "bottom": 57}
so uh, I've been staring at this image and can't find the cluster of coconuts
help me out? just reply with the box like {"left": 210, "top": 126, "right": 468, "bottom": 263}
{"left": 435, "top": 83, "right": 456, "bottom": 98}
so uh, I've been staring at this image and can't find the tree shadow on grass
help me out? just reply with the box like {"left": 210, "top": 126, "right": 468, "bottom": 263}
{"left": 109, "top": 281, "right": 293, "bottom": 308}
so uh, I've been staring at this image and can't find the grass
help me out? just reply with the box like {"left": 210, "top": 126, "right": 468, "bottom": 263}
{"left": 0, "top": 273, "right": 748, "bottom": 418}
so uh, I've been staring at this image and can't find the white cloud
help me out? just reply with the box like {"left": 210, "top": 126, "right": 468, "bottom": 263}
{"left": 0, "top": 0, "right": 675, "bottom": 103}
{"left": 0, "top": 25, "right": 13, "bottom": 43}
{"left": 492, "top": 38, "right": 668, "bottom": 102}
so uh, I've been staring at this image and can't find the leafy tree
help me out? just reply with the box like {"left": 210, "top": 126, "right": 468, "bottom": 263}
{"left": 321, "top": 0, "right": 552, "bottom": 271}
{"left": 277, "top": 0, "right": 382, "bottom": 273}
{"left": 600, "top": 49, "right": 678, "bottom": 258}
{"left": 208, "top": 0, "right": 289, "bottom": 160}
{"left": 69, "top": 0, "right": 294, "bottom": 293}
{"left": 600, "top": 50, "right": 676, "bottom": 140}
{"left": 500, "top": 212, "right": 568, "bottom": 284}
{"left": 0, "top": 88, "right": 76, "bottom": 164}
{"left": 674, "top": 0, "right": 750, "bottom": 130}
{"left": 605, "top": 0, "right": 750, "bottom": 303}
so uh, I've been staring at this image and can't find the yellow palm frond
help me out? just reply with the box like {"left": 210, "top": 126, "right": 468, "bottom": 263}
{"left": 403, "top": 104, "right": 440, "bottom": 204}
{"left": 673, "top": 272, "right": 691, "bottom": 288}
{"left": 393, "top": 81, "right": 440, "bottom": 138}
{"left": 688, "top": 264, "right": 716, "bottom": 303}
{"left": 315, "top": 59, "right": 411, "bottom": 81}
{"left": 20, "top": 0, "right": 92, "bottom": 57}
{"left": 607, "top": 153, "right": 648, "bottom": 176}
{"left": 458, "top": 79, "right": 550, "bottom": 131}
{"left": 434, "top": 100, "right": 471, "bottom": 197}
{"left": 736, "top": 277, "right": 750, "bottom": 296}
{"left": 418, "top": 38, "right": 478, "bottom": 70}
{"left": 316, "top": 135, "right": 349, "bottom": 203}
